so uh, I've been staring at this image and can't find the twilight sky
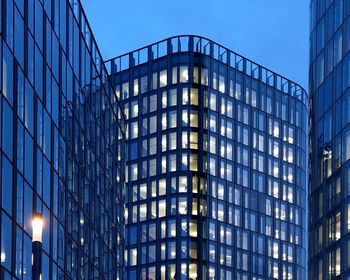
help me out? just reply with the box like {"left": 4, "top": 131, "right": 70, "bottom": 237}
{"left": 81, "top": 0, "right": 309, "bottom": 90}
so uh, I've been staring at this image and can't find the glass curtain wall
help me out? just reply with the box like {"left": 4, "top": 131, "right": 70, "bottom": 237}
{"left": 309, "top": 0, "right": 350, "bottom": 279}
{"left": 0, "top": 0, "right": 125, "bottom": 279}
{"left": 108, "top": 35, "right": 308, "bottom": 280}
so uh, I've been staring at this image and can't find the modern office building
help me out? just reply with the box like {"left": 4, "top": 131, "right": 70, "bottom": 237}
{"left": 0, "top": 0, "right": 125, "bottom": 279}
{"left": 107, "top": 35, "right": 308, "bottom": 280}
{"left": 309, "top": 1, "right": 350, "bottom": 279}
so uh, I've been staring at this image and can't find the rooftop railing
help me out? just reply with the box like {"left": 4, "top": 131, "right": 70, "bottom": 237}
{"left": 105, "top": 35, "right": 307, "bottom": 106}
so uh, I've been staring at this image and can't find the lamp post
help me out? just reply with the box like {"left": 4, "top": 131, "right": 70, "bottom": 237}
{"left": 32, "top": 213, "right": 43, "bottom": 280}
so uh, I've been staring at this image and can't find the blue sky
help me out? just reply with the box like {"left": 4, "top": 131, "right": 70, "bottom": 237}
{"left": 81, "top": 0, "right": 309, "bottom": 89}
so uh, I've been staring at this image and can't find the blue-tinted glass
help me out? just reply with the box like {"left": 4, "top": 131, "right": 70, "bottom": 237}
{"left": 5, "top": 0, "right": 13, "bottom": 48}
{"left": 34, "top": 0, "right": 43, "bottom": 50}
{"left": 23, "top": 182, "right": 32, "bottom": 232}
{"left": 34, "top": 45, "right": 43, "bottom": 99}
{"left": 42, "top": 252, "right": 49, "bottom": 279}
{"left": 1, "top": 212, "right": 12, "bottom": 270}
{"left": 2, "top": 155, "right": 12, "bottom": 215}
{"left": 14, "top": 6, "right": 24, "bottom": 67}
{"left": 25, "top": 80, "right": 34, "bottom": 134}
{"left": 43, "top": 111, "right": 51, "bottom": 159}
{"left": 2, "top": 100, "right": 13, "bottom": 159}
{"left": 130, "top": 142, "right": 137, "bottom": 160}
{"left": 2, "top": 44, "right": 13, "bottom": 105}
{"left": 27, "top": 34, "right": 34, "bottom": 84}
{"left": 43, "top": 157, "right": 50, "bottom": 205}
{"left": 15, "top": 227, "right": 23, "bottom": 279}
{"left": 15, "top": 0, "right": 24, "bottom": 15}
{"left": 17, "top": 122, "right": 24, "bottom": 173}
{"left": 17, "top": 67, "right": 24, "bottom": 121}
{"left": 24, "top": 131, "right": 33, "bottom": 185}
{"left": 16, "top": 174, "right": 23, "bottom": 226}
{"left": 23, "top": 234, "right": 32, "bottom": 279}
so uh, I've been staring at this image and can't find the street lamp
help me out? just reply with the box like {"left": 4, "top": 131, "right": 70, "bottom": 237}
{"left": 32, "top": 213, "right": 43, "bottom": 280}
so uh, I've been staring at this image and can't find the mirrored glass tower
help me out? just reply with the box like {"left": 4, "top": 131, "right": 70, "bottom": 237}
{"left": 107, "top": 35, "right": 308, "bottom": 280}
{"left": 0, "top": 0, "right": 125, "bottom": 279}
{"left": 309, "top": 0, "right": 350, "bottom": 278}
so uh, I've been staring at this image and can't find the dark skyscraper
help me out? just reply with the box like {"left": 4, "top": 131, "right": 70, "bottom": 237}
{"left": 309, "top": 0, "right": 350, "bottom": 279}
{"left": 107, "top": 35, "right": 308, "bottom": 280}
{"left": 0, "top": 0, "right": 125, "bottom": 279}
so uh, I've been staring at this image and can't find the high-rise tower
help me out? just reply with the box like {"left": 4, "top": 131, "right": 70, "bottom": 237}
{"left": 107, "top": 35, "right": 308, "bottom": 280}
{"left": 309, "top": 0, "right": 350, "bottom": 279}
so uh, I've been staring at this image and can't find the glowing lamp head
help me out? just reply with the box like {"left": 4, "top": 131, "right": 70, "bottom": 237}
{"left": 32, "top": 213, "right": 43, "bottom": 243}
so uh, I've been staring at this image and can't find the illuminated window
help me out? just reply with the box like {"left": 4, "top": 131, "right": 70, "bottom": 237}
{"left": 210, "top": 93, "right": 217, "bottom": 111}
{"left": 209, "top": 114, "right": 216, "bottom": 132}
{"left": 169, "top": 132, "right": 176, "bottom": 150}
{"left": 133, "top": 78, "right": 139, "bottom": 96}
{"left": 162, "top": 113, "right": 167, "bottom": 130}
{"left": 131, "top": 101, "right": 138, "bottom": 118}
{"left": 169, "top": 154, "right": 177, "bottom": 172}
{"left": 150, "top": 116, "right": 157, "bottom": 133}
{"left": 169, "top": 89, "right": 177, "bottom": 106}
{"left": 179, "top": 197, "right": 187, "bottom": 214}
{"left": 219, "top": 75, "right": 225, "bottom": 93}
{"left": 190, "top": 221, "right": 198, "bottom": 237}
{"left": 180, "top": 66, "right": 189, "bottom": 82}
{"left": 190, "top": 132, "right": 198, "bottom": 149}
{"left": 182, "top": 154, "right": 188, "bottom": 170}
{"left": 168, "top": 220, "right": 176, "bottom": 237}
{"left": 182, "top": 109, "right": 188, "bottom": 125}
{"left": 191, "top": 88, "right": 199, "bottom": 105}
{"left": 213, "top": 72, "right": 218, "bottom": 90}
{"left": 192, "top": 199, "right": 198, "bottom": 215}
{"left": 190, "top": 154, "right": 198, "bottom": 171}
{"left": 182, "top": 88, "right": 189, "bottom": 104}
{"left": 209, "top": 136, "right": 216, "bottom": 154}
{"left": 130, "top": 248, "right": 137, "bottom": 266}
{"left": 161, "top": 244, "right": 166, "bottom": 260}
{"left": 131, "top": 164, "right": 138, "bottom": 181}
{"left": 273, "top": 242, "right": 279, "bottom": 259}
{"left": 190, "top": 112, "right": 198, "bottom": 127}
{"left": 130, "top": 122, "right": 138, "bottom": 139}
{"left": 150, "top": 94, "right": 157, "bottom": 112}
{"left": 159, "top": 200, "right": 166, "bottom": 217}
{"left": 162, "top": 91, "right": 167, "bottom": 108}
{"left": 201, "top": 68, "right": 209, "bottom": 85}
{"left": 193, "top": 67, "right": 199, "bottom": 83}
{"left": 151, "top": 201, "right": 157, "bottom": 219}
{"left": 179, "top": 177, "right": 187, "bottom": 192}
{"left": 159, "top": 179, "right": 166, "bottom": 196}
{"left": 122, "top": 82, "right": 129, "bottom": 99}
{"left": 172, "top": 67, "right": 177, "bottom": 84}
{"left": 159, "top": 70, "right": 167, "bottom": 87}
{"left": 182, "top": 132, "right": 188, "bottom": 148}
{"left": 209, "top": 243, "right": 216, "bottom": 262}
{"left": 140, "top": 184, "right": 147, "bottom": 200}
{"left": 227, "top": 121, "right": 233, "bottom": 138}
{"left": 149, "top": 137, "right": 157, "bottom": 155}
{"left": 162, "top": 135, "right": 167, "bottom": 151}
{"left": 161, "top": 222, "right": 166, "bottom": 238}
{"left": 162, "top": 156, "right": 166, "bottom": 173}
{"left": 169, "top": 111, "right": 177, "bottom": 128}
{"left": 139, "top": 204, "right": 147, "bottom": 221}
{"left": 149, "top": 159, "right": 156, "bottom": 176}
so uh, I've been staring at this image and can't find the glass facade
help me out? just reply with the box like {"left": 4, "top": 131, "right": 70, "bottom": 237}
{"left": 309, "top": 0, "right": 350, "bottom": 279}
{"left": 0, "top": 0, "right": 125, "bottom": 279}
{"left": 107, "top": 35, "right": 308, "bottom": 280}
